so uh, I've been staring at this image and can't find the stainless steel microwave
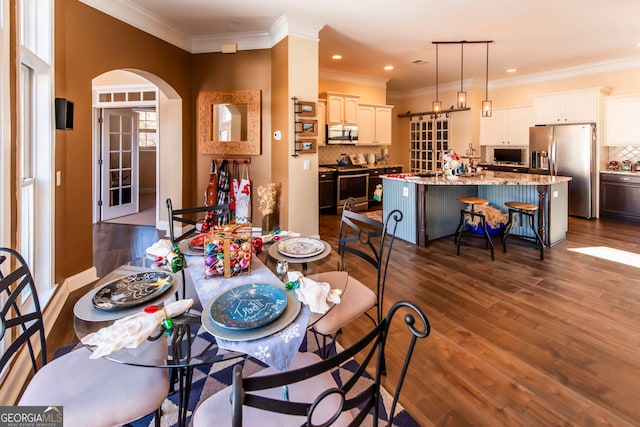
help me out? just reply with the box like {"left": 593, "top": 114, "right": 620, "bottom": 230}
{"left": 326, "top": 124, "right": 358, "bottom": 144}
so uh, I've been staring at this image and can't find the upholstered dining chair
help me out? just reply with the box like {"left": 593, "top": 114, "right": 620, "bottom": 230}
{"left": 0, "top": 247, "right": 169, "bottom": 427}
{"left": 192, "top": 300, "right": 430, "bottom": 427}
{"left": 307, "top": 198, "right": 403, "bottom": 357}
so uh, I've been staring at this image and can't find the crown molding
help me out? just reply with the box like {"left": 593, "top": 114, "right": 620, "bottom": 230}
{"left": 79, "top": 0, "right": 192, "bottom": 52}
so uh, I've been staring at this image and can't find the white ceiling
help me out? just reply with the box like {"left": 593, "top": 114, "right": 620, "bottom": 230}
{"left": 81, "top": 0, "right": 640, "bottom": 93}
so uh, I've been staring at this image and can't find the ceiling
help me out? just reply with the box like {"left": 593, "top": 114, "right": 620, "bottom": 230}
{"left": 82, "top": 0, "right": 640, "bottom": 93}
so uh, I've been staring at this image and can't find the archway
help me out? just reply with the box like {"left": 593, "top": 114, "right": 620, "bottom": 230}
{"left": 91, "top": 69, "right": 182, "bottom": 231}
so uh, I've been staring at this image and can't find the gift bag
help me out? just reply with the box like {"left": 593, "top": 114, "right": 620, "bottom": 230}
{"left": 234, "top": 163, "right": 251, "bottom": 223}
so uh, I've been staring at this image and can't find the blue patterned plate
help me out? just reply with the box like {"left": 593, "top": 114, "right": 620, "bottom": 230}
{"left": 92, "top": 271, "right": 174, "bottom": 311}
{"left": 210, "top": 283, "right": 288, "bottom": 330}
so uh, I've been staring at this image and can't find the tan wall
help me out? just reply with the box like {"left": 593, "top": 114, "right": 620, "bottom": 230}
{"left": 270, "top": 39, "right": 289, "bottom": 230}
{"left": 139, "top": 151, "right": 156, "bottom": 191}
{"left": 191, "top": 50, "right": 272, "bottom": 219}
{"left": 55, "top": 0, "right": 192, "bottom": 282}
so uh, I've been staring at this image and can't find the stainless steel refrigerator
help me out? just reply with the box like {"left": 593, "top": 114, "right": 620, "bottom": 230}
{"left": 529, "top": 124, "right": 597, "bottom": 218}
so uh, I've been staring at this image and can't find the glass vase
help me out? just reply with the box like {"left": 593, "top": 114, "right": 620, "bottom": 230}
{"left": 262, "top": 213, "right": 274, "bottom": 234}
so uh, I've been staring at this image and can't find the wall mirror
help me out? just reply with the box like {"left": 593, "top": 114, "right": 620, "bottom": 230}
{"left": 198, "top": 89, "right": 261, "bottom": 155}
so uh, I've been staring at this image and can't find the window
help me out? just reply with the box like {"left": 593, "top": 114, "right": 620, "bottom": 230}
{"left": 137, "top": 110, "right": 157, "bottom": 148}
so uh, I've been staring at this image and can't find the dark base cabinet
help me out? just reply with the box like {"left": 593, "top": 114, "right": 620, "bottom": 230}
{"left": 600, "top": 173, "right": 640, "bottom": 223}
{"left": 319, "top": 170, "right": 336, "bottom": 213}
{"left": 369, "top": 166, "right": 402, "bottom": 207}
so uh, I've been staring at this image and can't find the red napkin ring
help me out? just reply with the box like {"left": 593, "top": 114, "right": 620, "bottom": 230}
{"left": 144, "top": 305, "right": 160, "bottom": 313}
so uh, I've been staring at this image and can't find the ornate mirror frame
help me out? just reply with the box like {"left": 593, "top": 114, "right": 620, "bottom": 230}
{"left": 198, "top": 89, "right": 262, "bottom": 155}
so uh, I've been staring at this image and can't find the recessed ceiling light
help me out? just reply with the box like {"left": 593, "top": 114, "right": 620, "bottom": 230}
{"left": 384, "top": 65, "right": 394, "bottom": 71}
{"left": 332, "top": 54, "right": 342, "bottom": 60}
{"left": 507, "top": 68, "right": 517, "bottom": 73}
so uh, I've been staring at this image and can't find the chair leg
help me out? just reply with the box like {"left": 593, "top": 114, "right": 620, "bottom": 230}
{"left": 528, "top": 212, "right": 545, "bottom": 260}
{"left": 454, "top": 209, "right": 466, "bottom": 255}
{"left": 154, "top": 407, "right": 162, "bottom": 427}
{"left": 502, "top": 209, "right": 515, "bottom": 252}
{"left": 479, "top": 215, "right": 495, "bottom": 260}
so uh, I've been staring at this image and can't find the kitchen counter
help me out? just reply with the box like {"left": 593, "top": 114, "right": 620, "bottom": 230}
{"left": 382, "top": 171, "right": 570, "bottom": 247}
{"left": 600, "top": 170, "right": 640, "bottom": 175}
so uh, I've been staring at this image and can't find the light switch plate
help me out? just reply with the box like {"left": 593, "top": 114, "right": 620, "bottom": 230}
{"left": 403, "top": 187, "right": 408, "bottom": 197}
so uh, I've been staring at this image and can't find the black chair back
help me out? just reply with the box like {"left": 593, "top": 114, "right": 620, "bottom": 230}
{"left": 231, "top": 300, "right": 430, "bottom": 426}
{"left": 0, "top": 247, "right": 47, "bottom": 375}
{"left": 338, "top": 198, "right": 403, "bottom": 323}
{"left": 166, "top": 198, "right": 230, "bottom": 244}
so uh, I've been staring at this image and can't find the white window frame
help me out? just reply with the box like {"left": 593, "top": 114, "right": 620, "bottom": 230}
{"left": 17, "top": 0, "right": 55, "bottom": 306}
{"left": 0, "top": 0, "right": 10, "bottom": 248}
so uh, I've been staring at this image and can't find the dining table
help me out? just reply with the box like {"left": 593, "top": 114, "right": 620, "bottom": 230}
{"left": 73, "top": 238, "right": 348, "bottom": 425}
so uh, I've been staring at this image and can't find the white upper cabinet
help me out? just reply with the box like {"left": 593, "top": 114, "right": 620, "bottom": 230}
{"left": 532, "top": 89, "right": 601, "bottom": 124}
{"left": 321, "top": 92, "right": 359, "bottom": 125}
{"left": 604, "top": 94, "right": 640, "bottom": 146}
{"left": 479, "top": 106, "right": 533, "bottom": 146}
{"left": 357, "top": 104, "right": 394, "bottom": 145}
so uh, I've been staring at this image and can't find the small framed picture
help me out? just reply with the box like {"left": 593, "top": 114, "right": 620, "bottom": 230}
{"left": 296, "top": 119, "right": 318, "bottom": 136}
{"left": 296, "top": 101, "right": 316, "bottom": 117}
{"left": 296, "top": 139, "right": 316, "bottom": 153}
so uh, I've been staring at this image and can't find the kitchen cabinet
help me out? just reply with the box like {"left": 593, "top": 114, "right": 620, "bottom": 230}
{"left": 357, "top": 104, "right": 394, "bottom": 145}
{"left": 479, "top": 106, "right": 533, "bottom": 146}
{"left": 600, "top": 172, "right": 640, "bottom": 223}
{"left": 532, "top": 88, "right": 604, "bottom": 125}
{"left": 604, "top": 94, "right": 640, "bottom": 146}
{"left": 321, "top": 92, "right": 359, "bottom": 125}
{"left": 318, "top": 169, "right": 336, "bottom": 212}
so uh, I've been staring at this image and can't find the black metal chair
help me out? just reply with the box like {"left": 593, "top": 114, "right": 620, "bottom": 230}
{"left": 0, "top": 247, "right": 168, "bottom": 427}
{"left": 192, "top": 300, "right": 430, "bottom": 427}
{"left": 307, "top": 198, "right": 403, "bottom": 358}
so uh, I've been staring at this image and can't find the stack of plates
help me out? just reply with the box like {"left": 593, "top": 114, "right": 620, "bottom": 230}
{"left": 202, "top": 283, "right": 300, "bottom": 341}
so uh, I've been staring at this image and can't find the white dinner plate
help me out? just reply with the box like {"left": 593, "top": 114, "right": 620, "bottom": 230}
{"left": 277, "top": 238, "right": 325, "bottom": 258}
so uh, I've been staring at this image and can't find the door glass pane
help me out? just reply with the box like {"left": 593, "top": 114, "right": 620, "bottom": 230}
{"left": 109, "top": 171, "right": 120, "bottom": 188}
{"left": 110, "top": 189, "right": 120, "bottom": 207}
{"left": 122, "top": 117, "right": 132, "bottom": 133}
{"left": 110, "top": 153, "right": 120, "bottom": 169}
{"left": 122, "top": 170, "right": 131, "bottom": 186}
{"left": 109, "top": 117, "right": 120, "bottom": 132}
{"left": 121, "top": 152, "right": 131, "bottom": 168}
{"left": 122, "top": 133, "right": 132, "bottom": 150}
{"left": 122, "top": 187, "right": 132, "bottom": 204}
{"left": 109, "top": 134, "right": 120, "bottom": 151}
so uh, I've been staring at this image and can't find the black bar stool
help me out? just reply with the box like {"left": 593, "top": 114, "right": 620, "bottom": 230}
{"left": 502, "top": 201, "right": 544, "bottom": 260}
{"left": 454, "top": 196, "right": 495, "bottom": 261}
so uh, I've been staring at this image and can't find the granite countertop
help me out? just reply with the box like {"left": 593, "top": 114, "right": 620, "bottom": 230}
{"left": 383, "top": 170, "right": 572, "bottom": 185}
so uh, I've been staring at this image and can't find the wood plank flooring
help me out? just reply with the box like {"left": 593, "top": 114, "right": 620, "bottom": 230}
{"left": 47, "top": 216, "right": 640, "bottom": 426}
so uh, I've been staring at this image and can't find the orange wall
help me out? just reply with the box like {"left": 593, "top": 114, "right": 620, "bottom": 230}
{"left": 55, "top": 0, "right": 192, "bottom": 281}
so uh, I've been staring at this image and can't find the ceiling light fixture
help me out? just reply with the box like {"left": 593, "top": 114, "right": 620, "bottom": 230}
{"left": 384, "top": 65, "right": 394, "bottom": 71}
{"left": 432, "top": 44, "right": 442, "bottom": 115}
{"left": 457, "top": 43, "right": 467, "bottom": 109}
{"left": 332, "top": 54, "right": 342, "bottom": 60}
{"left": 482, "top": 41, "right": 493, "bottom": 118}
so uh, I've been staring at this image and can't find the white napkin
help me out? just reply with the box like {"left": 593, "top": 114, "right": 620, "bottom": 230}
{"left": 146, "top": 239, "right": 173, "bottom": 258}
{"left": 81, "top": 299, "right": 194, "bottom": 359}
{"left": 287, "top": 272, "right": 341, "bottom": 314}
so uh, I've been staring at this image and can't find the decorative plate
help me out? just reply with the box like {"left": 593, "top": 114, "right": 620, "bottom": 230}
{"left": 277, "top": 238, "right": 326, "bottom": 258}
{"left": 92, "top": 271, "right": 174, "bottom": 311}
{"left": 201, "top": 287, "right": 301, "bottom": 341}
{"left": 210, "top": 283, "right": 288, "bottom": 330}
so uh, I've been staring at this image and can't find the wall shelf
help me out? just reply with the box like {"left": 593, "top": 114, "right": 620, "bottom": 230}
{"left": 292, "top": 97, "right": 317, "bottom": 156}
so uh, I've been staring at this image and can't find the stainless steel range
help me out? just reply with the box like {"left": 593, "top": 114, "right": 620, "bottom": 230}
{"left": 320, "top": 165, "right": 369, "bottom": 213}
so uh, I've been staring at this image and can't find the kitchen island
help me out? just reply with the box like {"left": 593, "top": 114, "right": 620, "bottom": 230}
{"left": 382, "top": 171, "right": 572, "bottom": 247}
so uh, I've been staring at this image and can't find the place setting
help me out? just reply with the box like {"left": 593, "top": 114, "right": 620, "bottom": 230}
{"left": 267, "top": 236, "right": 332, "bottom": 274}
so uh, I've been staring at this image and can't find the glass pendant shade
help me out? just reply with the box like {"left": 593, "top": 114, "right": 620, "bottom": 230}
{"left": 457, "top": 91, "right": 467, "bottom": 109}
{"left": 432, "top": 100, "right": 442, "bottom": 114}
{"left": 482, "top": 100, "right": 492, "bottom": 117}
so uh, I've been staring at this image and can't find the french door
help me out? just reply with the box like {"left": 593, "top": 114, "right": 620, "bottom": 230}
{"left": 101, "top": 109, "right": 139, "bottom": 221}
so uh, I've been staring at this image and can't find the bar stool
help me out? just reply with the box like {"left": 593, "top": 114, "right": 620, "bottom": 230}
{"left": 454, "top": 196, "right": 495, "bottom": 260}
{"left": 502, "top": 201, "right": 544, "bottom": 260}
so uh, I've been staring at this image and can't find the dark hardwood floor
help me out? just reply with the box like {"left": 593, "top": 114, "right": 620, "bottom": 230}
{"left": 48, "top": 216, "right": 640, "bottom": 426}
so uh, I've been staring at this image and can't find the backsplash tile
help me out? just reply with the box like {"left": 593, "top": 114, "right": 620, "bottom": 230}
{"left": 608, "top": 146, "right": 640, "bottom": 163}
{"left": 318, "top": 145, "right": 388, "bottom": 165}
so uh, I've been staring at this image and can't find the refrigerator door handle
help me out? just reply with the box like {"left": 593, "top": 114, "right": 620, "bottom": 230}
{"left": 550, "top": 138, "right": 557, "bottom": 176}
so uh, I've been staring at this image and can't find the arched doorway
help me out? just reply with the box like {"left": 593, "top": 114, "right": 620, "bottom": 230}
{"left": 91, "top": 69, "right": 182, "bottom": 231}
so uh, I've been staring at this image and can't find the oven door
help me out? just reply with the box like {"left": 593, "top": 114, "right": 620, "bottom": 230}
{"left": 337, "top": 172, "right": 369, "bottom": 213}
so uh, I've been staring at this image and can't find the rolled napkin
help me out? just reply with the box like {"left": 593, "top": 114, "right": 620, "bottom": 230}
{"left": 260, "top": 231, "right": 301, "bottom": 244}
{"left": 81, "top": 299, "right": 194, "bottom": 359}
{"left": 146, "top": 239, "right": 173, "bottom": 259}
{"left": 287, "top": 272, "right": 341, "bottom": 314}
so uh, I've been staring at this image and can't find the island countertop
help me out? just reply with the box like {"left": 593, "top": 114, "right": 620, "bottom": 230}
{"left": 383, "top": 171, "right": 572, "bottom": 185}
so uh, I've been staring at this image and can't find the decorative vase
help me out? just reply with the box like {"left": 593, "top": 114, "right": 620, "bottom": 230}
{"left": 262, "top": 213, "right": 274, "bottom": 234}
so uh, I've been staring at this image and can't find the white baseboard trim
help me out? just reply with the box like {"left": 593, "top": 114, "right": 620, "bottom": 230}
{"left": 65, "top": 266, "right": 99, "bottom": 293}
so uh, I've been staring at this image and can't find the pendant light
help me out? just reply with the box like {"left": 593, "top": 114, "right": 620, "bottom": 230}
{"left": 432, "top": 44, "right": 442, "bottom": 115}
{"left": 482, "top": 41, "right": 492, "bottom": 117}
{"left": 457, "top": 43, "right": 467, "bottom": 109}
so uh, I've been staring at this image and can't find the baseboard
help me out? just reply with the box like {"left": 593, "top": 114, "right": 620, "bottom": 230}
{"left": 64, "top": 266, "right": 98, "bottom": 293}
